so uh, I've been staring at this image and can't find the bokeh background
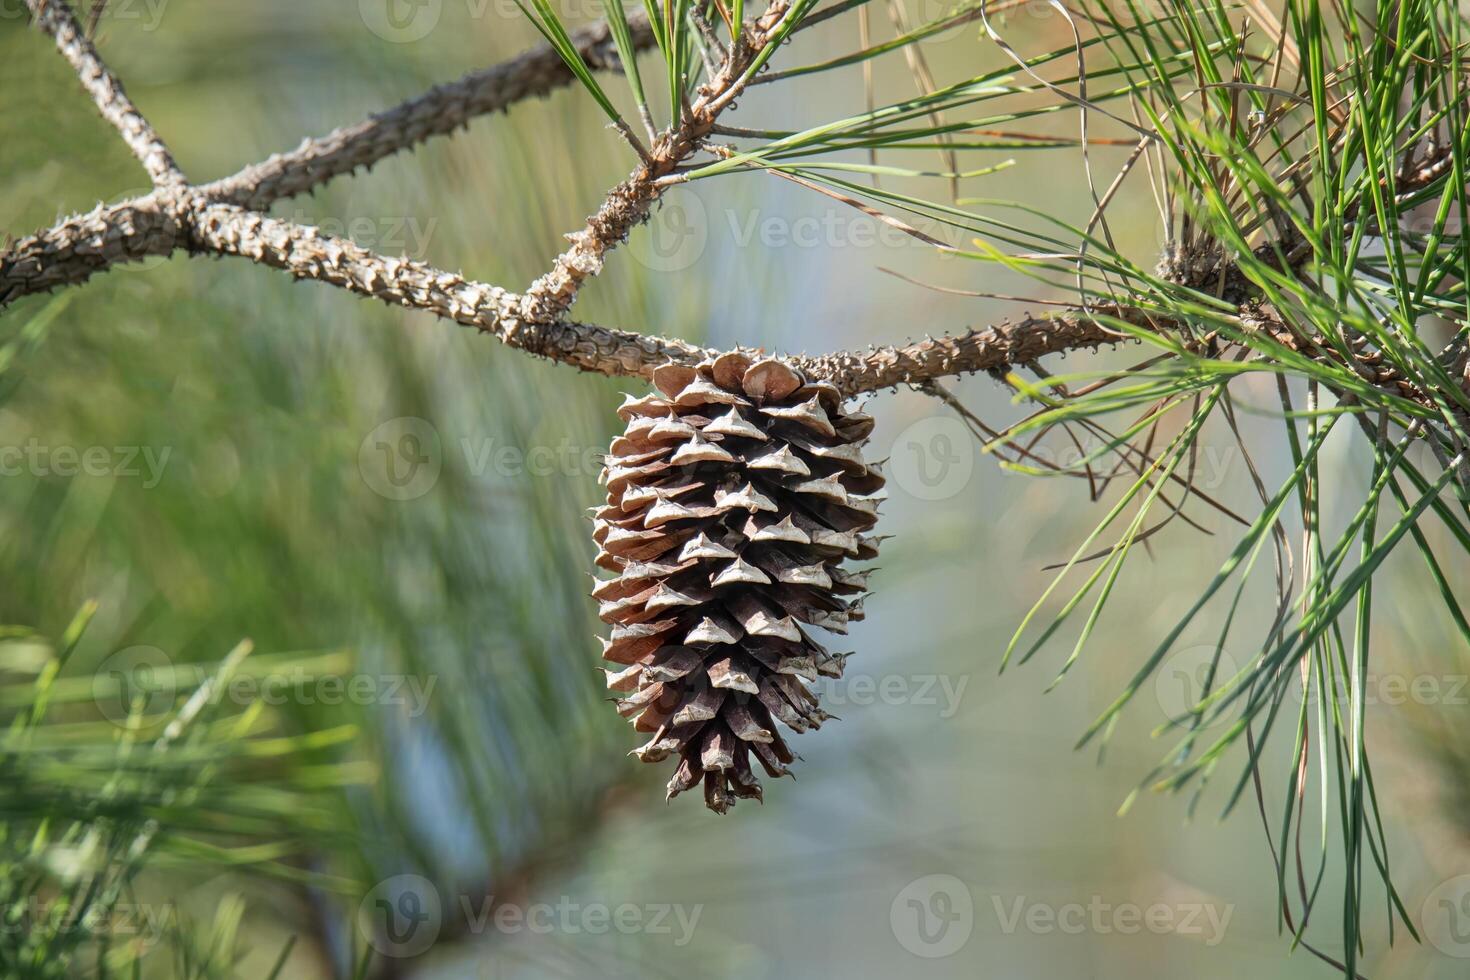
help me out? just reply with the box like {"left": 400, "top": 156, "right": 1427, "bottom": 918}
{"left": 2, "top": 1, "right": 1468, "bottom": 977}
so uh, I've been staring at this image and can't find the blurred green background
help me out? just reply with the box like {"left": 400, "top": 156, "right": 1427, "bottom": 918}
{"left": 1, "top": 1, "right": 1468, "bottom": 977}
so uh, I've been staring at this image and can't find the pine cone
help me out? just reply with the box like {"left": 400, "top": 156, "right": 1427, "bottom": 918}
{"left": 592, "top": 353, "right": 884, "bottom": 813}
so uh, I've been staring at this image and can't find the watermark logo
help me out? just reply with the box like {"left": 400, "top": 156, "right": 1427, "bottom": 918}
{"left": 359, "top": 417, "right": 442, "bottom": 500}
{"left": 887, "top": 415, "right": 974, "bottom": 501}
{"left": 360, "top": 0, "right": 443, "bottom": 42}
{"left": 1154, "top": 642, "right": 1470, "bottom": 724}
{"left": 456, "top": 897, "right": 702, "bottom": 944}
{"left": 1154, "top": 644, "right": 1241, "bottom": 730}
{"left": 0, "top": 439, "right": 171, "bottom": 487}
{"left": 361, "top": 874, "right": 443, "bottom": 958}
{"left": 0, "top": 896, "right": 177, "bottom": 945}
{"left": 92, "top": 645, "right": 175, "bottom": 726}
{"left": 280, "top": 210, "right": 439, "bottom": 259}
{"left": 627, "top": 199, "right": 954, "bottom": 271}
{"left": 912, "top": 0, "right": 976, "bottom": 44}
{"left": 460, "top": 436, "right": 603, "bottom": 480}
{"left": 356, "top": 421, "right": 617, "bottom": 500}
{"left": 891, "top": 874, "right": 974, "bottom": 958}
{"left": 358, "top": 877, "right": 702, "bottom": 956}
{"left": 1289, "top": 667, "right": 1470, "bottom": 709}
{"left": 819, "top": 672, "right": 969, "bottom": 719}
{"left": 992, "top": 893, "right": 1233, "bottom": 945}
{"left": 2, "top": 0, "right": 168, "bottom": 30}
{"left": 91, "top": 646, "right": 439, "bottom": 727}
{"left": 627, "top": 188, "right": 709, "bottom": 273}
{"left": 1423, "top": 874, "right": 1470, "bottom": 958}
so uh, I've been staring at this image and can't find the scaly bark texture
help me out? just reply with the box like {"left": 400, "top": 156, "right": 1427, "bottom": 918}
{"left": 791, "top": 310, "right": 1134, "bottom": 395}
{"left": 593, "top": 354, "right": 882, "bottom": 812}
{"left": 0, "top": 194, "right": 184, "bottom": 303}
{"left": 187, "top": 204, "right": 712, "bottom": 374}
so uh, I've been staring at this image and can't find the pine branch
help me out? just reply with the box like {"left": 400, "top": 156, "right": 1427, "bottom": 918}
{"left": 4, "top": 0, "right": 1465, "bottom": 414}
{"left": 0, "top": 13, "right": 656, "bottom": 305}
{"left": 2, "top": 187, "right": 1458, "bottom": 406}
{"left": 9, "top": 3, "right": 1470, "bottom": 971}
{"left": 791, "top": 307, "right": 1148, "bottom": 393}
{"left": 187, "top": 202, "right": 713, "bottom": 376}
{"left": 0, "top": 192, "right": 184, "bottom": 302}
{"left": 183, "top": 201, "right": 1144, "bottom": 394}
{"left": 518, "top": 1, "right": 796, "bottom": 321}
{"left": 26, "top": 0, "right": 184, "bottom": 186}
{"left": 199, "top": 13, "right": 655, "bottom": 212}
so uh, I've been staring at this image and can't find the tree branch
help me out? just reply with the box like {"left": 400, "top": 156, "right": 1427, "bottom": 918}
{"left": 27, "top": 0, "right": 185, "bottom": 187}
{"left": 5, "top": 0, "right": 1460, "bottom": 419}
{"left": 177, "top": 201, "right": 1154, "bottom": 395}
{"left": 790, "top": 309, "right": 1141, "bottom": 393}
{"left": 0, "top": 192, "right": 184, "bottom": 304}
{"left": 0, "top": 14, "right": 655, "bottom": 307}
{"left": 0, "top": 187, "right": 1432, "bottom": 406}
{"left": 185, "top": 203, "right": 713, "bottom": 377}
{"left": 198, "top": 14, "right": 655, "bottom": 212}
{"left": 184, "top": 200, "right": 1163, "bottom": 394}
{"left": 518, "top": 2, "right": 794, "bottom": 322}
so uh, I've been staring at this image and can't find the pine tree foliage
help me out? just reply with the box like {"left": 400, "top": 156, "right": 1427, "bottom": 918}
{"left": 3, "top": 0, "right": 1469, "bottom": 976}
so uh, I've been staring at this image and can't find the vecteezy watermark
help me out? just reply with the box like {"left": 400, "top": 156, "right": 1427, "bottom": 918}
{"left": 460, "top": 437, "right": 603, "bottom": 480}
{"left": 279, "top": 210, "right": 438, "bottom": 259}
{"left": 0, "top": 440, "right": 171, "bottom": 488}
{"left": 627, "top": 188, "right": 710, "bottom": 273}
{"left": 891, "top": 874, "right": 975, "bottom": 958}
{"left": 91, "top": 646, "right": 438, "bottom": 727}
{"left": 909, "top": 0, "right": 979, "bottom": 43}
{"left": 0, "top": 896, "right": 178, "bottom": 945}
{"left": 886, "top": 415, "right": 975, "bottom": 502}
{"left": 357, "top": 0, "right": 984, "bottom": 44}
{"left": 985, "top": 0, "right": 1176, "bottom": 27}
{"left": 1154, "top": 643, "right": 1470, "bottom": 730}
{"left": 359, "top": 417, "right": 443, "bottom": 501}
{"left": 1, "top": 0, "right": 168, "bottom": 29}
{"left": 1154, "top": 644, "right": 1242, "bottom": 731}
{"left": 991, "top": 894, "right": 1234, "bottom": 946}
{"left": 359, "top": 0, "right": 444, "bottom": 43}
{"left": 1422, "top": 874, "right": 1470, "bottom": 958}
{"left": 1005, "top": 439, "right": 1237, "bottom": 490}
{"left": 1289, "top": 668, "right": 1470, "bottom": 708}
{"left": 360, "top": 875, "right": 443, "bottom": 958}
{"left": 818, "top": 672, "right": 969, "bottom": 719}
{"left": 357, "top": 417, "right": 607, "bottom": 500}
{"left": 358, "top": 875, "right": 704, "bottom": 958}
{"left": 358, "top": 0, "right": 611, "bottom": 42}
{"left": 627, "top": 193, "right": 950, "bottom": 273}
{"left": 92, "top": 645, "right": 176, "bottom": 726}
{"left": 886, "top": 411, "right": 1243, "bottom": 502}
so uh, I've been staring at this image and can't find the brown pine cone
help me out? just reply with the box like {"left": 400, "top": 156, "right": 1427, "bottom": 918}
{"left": 592, "top": 353, "right": 884, "bottom": 812}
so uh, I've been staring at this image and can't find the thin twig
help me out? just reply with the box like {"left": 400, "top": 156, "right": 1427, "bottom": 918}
{"left": 202, "top": 13, "right": 657, "bottom": 212}
{"left": 26, "top": 0, "right": 184, "bottom": 187}
{"left": 0, "top": 15, "right": 658, "bottom": 305}
{"left": 516, "top": 1, "right": 795, "bottom": 323}
{"left": 186, "top": 202, "right": 713, "bottom": 377}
